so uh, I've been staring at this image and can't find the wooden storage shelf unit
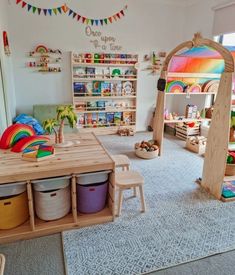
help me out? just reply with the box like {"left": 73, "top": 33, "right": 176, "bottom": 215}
{"left": 71, "top": 52, "right": 138, "bottom": 135}
{"left": 0, "top": 133, "right": 115, "bottom": 244}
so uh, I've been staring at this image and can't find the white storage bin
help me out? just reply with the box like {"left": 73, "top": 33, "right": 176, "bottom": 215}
{"left": 32, "top": 176, "right": 71, "bottom": 221}
{"left": 76, "top": 170, "right": 111, "bottom": 185}
{"left": 0, "top": 182, "right": 26, "bottom": 198}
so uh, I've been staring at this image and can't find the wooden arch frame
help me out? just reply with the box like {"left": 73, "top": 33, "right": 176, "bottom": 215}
{"left": 153, "top": 33, "right": 234, "bottom": 199}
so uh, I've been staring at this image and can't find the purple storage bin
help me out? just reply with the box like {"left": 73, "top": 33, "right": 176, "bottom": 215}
{"left": 77, "top": 181, "right": 108, "bottom": 214}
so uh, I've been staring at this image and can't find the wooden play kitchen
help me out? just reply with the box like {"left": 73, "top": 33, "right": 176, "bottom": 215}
{"left": 0, "top": 133, "right": 115, "bottom": 244}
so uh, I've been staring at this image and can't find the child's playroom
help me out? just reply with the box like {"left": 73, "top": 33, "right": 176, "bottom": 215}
{"left": 1, "top": 1, "right": 235, "bottom": 274}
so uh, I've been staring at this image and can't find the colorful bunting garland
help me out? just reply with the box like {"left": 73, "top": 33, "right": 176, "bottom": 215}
{"left": 16, "top": 1, "right": 127, "bottom": 26}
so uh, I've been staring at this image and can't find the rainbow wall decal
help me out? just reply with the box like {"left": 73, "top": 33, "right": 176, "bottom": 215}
{"left": 11, "top": 135, "right": 50, "bottom": 153}
{"left": 35, "top": 45, "right": 48, "bottom": 54}
{"left": 0, "top": 124, "right": 35, "bottom": 149}
{"left": 165, "top": 80, "right": 186, "bottom": 93}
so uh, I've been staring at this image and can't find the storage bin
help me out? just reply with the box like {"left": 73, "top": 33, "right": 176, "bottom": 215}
{"left": 76, "top": 171, "right": 110, "bottom": 214}
{"left": 0, "top": 182, "right": 29, "bottom": 229}
{"left": 32, "top": 176, "right": 71, "bottom": 221}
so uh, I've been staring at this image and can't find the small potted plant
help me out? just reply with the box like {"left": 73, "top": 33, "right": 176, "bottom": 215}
{"left": 43, "top": 105, "right": 77, "bottom": 147}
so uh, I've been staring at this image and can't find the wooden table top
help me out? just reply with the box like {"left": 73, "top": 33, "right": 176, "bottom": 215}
{"left": 0, "top": 133, "right": 114, "bottom": 184}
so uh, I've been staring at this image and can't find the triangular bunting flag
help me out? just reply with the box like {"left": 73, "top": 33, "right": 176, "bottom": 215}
{"left": 108, "top": 17, "right": 112, "bottom": 23}
{"left": 27, "top": 4, "right": 31, "bottom": 11}
{"left": 116, "top": 13, "right": 120, "bottom": 19}
{"left": 22, "top": 1, "right": 27, "bottom": 8}
{"left": 48, "top": 9, "right": 52, "bottom": 16}
{"left": 68, "top": 9, "right": 73, "bottom": 16}
{"left": 82, "top": 17, "right": 86, "bottom": 23}
{"left": 124, "top": 5, "right": 128, "bottom": 10}
{"left": 43, "top": 9, "right": 47, "bottom": 16}
{"left": 53, "top": 8, "right": 57, "bottom": 15}
{"left": 77, "top": 14, "right": 81, "bottom": 21}
{"left": 16, "top": 0, "right": 22, "bottom": 4}
{"left": 73, "top": 12, "right": 77, "bottom": 18}
{"left": 38, "top": 8, "right": 41, "bottom": 15}
{"left": 32, "top": 7, "right": 37, "bottom": 13}
{"left": 100, "top": 19, "right": 103, "bottom": 26}
{"left": 86, "top": 18, "right": 90, "bottom": 25}
{"left": 113, "top": 15, "right": 117, "bottom": 21}
{"left": 62, "top": 4, "right": 68, "bottom": 13}
{"left": 91, "top": 19, "right": 94, "bottom": 26}
{"left": 95, "top": 20, "right": 99, "bottom": 26}
{"left": 120, "top": 10, "right": 124, "bottom": 16}
{"left": 104, "top": 18, "right": 108, "bottom": 24}
{"left": 57, "top": 7, "right": 62, "bottom": 14}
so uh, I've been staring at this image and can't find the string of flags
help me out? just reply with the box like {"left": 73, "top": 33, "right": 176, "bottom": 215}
{"left": 16, "top": 1, "right": 128, "bottom": 26}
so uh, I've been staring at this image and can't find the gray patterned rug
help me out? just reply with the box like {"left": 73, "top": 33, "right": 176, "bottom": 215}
{"left": 62, "top": 133, "right": 235, "bottom": 275}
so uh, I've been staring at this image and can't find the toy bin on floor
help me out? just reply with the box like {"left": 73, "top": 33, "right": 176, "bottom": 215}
{"left": 0, "top": 182, "right": 29, "bottom": 229}
{"left": 76, "top": 171, "right": 109, "bottom": 214}
{"left": 32, "top": 176, "right": 71, "bottom": 221}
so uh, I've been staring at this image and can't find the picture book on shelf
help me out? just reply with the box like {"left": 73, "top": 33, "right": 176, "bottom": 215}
{"left": 114, "top": 112, "right": 122, "bottom": 125}
{"left": 84, "top": 113, "right": 92, "bottom": 126}
{"left": 92, "top": 81, "right": 102, "bottom": 96}
{"left": 74, "top": 82, "right": 86, "bottom": 96}
{"left": 92, "top": 113, "right": 98, "bottom": 127}
{"left": 96, "top": 101, "right": 106, "bottom": 110}
{"left": 106, "top": 112, "right": 114, "bottom": 125}
{"left": 74, "top": 67, "right": 85, "bottom": 77}
{"left": 77, "top": 114, "right": 85, "bottom": 128}
{"left": 85, "top": 67, "right": 96, "bottom": 77}
{"left": 123, "top": 111, "right": 132, "bottom": 125}
{"left": 111, "top": 81, "right": 122, "bottom": 96}
{"left": 75, "top": 102, "right": 86, "bottom": 111}
{"left": 101, "top": 82, "right": 111, "bottom": 96}
{"left": 98, "top": 113, "right": 107, "bottom": 126}
{"left": 87, "top": 101, "right": 97, "bottom": 111}
{"left": 85, "top": 82, "right": 93, "bottom": 96}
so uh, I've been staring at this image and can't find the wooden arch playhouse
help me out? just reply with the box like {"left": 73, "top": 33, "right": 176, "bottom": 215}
{"left": 153, "top": 33, "right": 235, "bottom": 201}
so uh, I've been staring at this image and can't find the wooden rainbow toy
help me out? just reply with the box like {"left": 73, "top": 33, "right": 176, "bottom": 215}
{"left": 11, "top": 135, "right": 50, "bottom": 153}
{"left": 0, "top": 124, "right": 36, "bottom": 149}
{"left": 165, "top": 80, "right": 186, "bottom": 93}
{"left": 22, "top": 144, "right": 55, "bottom": 162}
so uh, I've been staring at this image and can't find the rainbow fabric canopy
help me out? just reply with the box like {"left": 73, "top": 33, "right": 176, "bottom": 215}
{"left": 169, "top": 46, "right": 235, "bottom": 74}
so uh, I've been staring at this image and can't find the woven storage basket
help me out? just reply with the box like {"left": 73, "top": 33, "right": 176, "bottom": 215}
{"left": 33, "top": 177, "right": 71, "bottom": 221}
{"left": 0, "top": 186, "right": 29, "bottom": 230}
{"left": 135, "top": 148, "right": 159, "bottom": 159}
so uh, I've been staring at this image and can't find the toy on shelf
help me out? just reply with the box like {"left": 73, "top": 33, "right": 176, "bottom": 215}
{"left": 22, "top": 144, "right": 55, "bottom": 162}
{"left": 0, "top": 123, "right": 35, "bottom": 149}
{"left": 185, "top": 104, "right": 198, "bottom": 119}
{"left": 186, "top": 136, "right": 207, "bottom": 154}
{"left": 135, "top": 140, "right": 159, "bottom": 159}
{"left": 187, "top": 84, "right": 201, "bottom": 93}
{"left": 43, "top": 105, "right": 77, "bottom": 147}
{"left": 222, "top": 181, "right": 235, "bottom": 199}
{"left": 27, "top": 44, "right": 62, "bottom": 73}
{"left": 202, "top": 80, "right": 219, "bottom": 93}
{"left": 144, "top": 51, "right": 166, "bottom": 75}
{"left": 166, "top": 80, "right": 186, "bottom": 93}
{"left": 117, "top": 127, "right": 134, "bottom": 136}
{"left": 11, "top": 135, "right": 50, "bottom": 153}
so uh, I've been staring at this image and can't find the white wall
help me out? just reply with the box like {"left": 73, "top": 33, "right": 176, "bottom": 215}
{"left": 0, "top": 0, "right": 16, "bottom": 126}
{"left": 6, "top": 0, "right": 186, "bottom": 131}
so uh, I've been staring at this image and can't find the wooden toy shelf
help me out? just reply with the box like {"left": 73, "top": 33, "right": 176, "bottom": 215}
{"left": 0, "top": 133, "right": 115, "bottom": 244}
{"left": 71, "top": 52, "right": 138, "bottom": 135}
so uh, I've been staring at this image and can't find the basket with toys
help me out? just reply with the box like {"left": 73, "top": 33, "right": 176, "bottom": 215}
{"left": 135, "top": 140, "right": 159, "bottom": 159}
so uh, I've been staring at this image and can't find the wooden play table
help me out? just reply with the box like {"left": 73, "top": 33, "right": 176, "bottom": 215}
{"left": 0, "top": 133, "right": 115, "bottom": 244}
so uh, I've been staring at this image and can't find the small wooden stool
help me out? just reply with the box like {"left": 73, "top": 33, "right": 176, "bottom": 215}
{"left": 112, "top": 154, "right": 137, "bottom": 197}
{"left": 0, "top": 254, "right": 5, "bottom": 275}
{"left": 115, "top": 170, "right": 146, "bottom": 217}
{"left": 112, "top": 154, "right": 130, "bottom": 171}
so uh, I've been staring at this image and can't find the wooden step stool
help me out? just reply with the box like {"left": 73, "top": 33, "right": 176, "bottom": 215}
{"left": 111, "top": 154, "right": 130, "bottom": 171}
{"left": 115, "top": 170, "right": 146, "bottom": 217}
{"left": 0, "top": 254, "right": 5, "bottom": 275}
{"left": 112, "top": 154, "right": 137, "bottom": 197}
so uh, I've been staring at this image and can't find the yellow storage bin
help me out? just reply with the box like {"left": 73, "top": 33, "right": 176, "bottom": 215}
{"left": 0, "top": 183, "right": 29, "bottom": 230}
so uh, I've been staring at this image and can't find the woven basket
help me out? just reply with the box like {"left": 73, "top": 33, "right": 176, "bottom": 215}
{"left": 135, "top": 148, "right": 159, "bottom": 159}
{"left": 225, "top": 164, "right": 235, "bottom": 176}
{"left": 0, "top": 191, "right": 29, "bottom": 229}
{"left": 34, "top": 185, "right": 71, "bottom": 221}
